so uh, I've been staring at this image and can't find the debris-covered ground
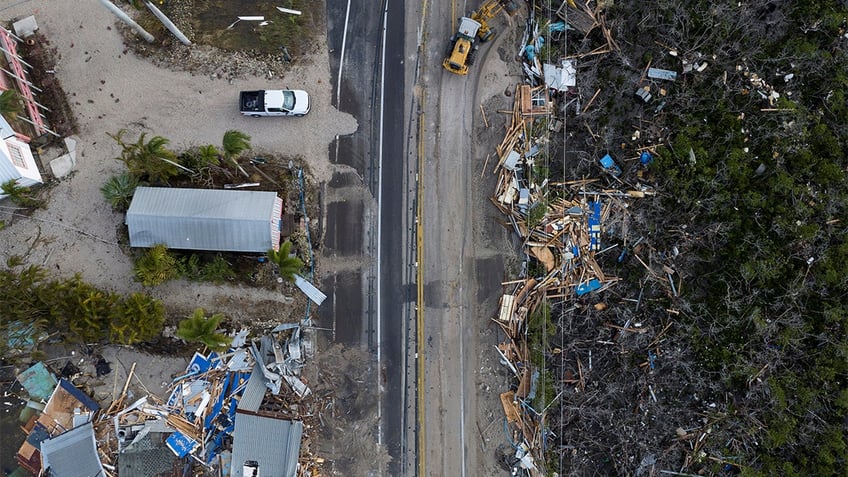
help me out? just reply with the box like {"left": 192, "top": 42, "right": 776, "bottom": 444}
{"left": 486, "top": 1, "right": 848, "bottom": 476}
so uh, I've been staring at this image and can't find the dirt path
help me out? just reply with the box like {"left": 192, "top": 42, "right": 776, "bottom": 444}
{"left": 0, "top": 0, "right": 356, "bottom": 323}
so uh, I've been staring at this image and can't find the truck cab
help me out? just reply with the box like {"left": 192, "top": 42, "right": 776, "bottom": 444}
{"left": 239, "top": 89, "right": 310, "bottom": 117}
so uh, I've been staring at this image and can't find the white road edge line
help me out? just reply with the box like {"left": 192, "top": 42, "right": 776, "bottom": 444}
{"left": 377, "top": 0, "right": 389, "bottom": 451}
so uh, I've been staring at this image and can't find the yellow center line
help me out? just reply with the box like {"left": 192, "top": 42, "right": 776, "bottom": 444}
{"left": 452, "top": 0, "right": 456, "bottom": 33}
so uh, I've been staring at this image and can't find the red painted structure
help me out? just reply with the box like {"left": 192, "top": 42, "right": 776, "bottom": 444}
{"left": 0, "top": 28, "right": 46, "bottom": 136}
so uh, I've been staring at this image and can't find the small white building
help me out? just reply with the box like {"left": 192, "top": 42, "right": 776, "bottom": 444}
{"left": 0, "top": 113, "right": 42, "bottom": 197}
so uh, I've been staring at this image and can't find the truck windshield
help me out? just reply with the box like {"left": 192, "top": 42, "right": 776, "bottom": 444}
{"left": 282, "top": 90, "right": 295, "bottom": 110}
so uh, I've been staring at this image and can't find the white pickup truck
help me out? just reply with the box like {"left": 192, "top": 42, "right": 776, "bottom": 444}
{"left": 239, "top": 89, "right": 311, "bottom": 117}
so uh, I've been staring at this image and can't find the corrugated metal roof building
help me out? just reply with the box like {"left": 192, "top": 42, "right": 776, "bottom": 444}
{"left": 126, "top": 187, "right": 283, "bottom": 253}
{"left": 230, "top": 411, "right": 302, "bottom": 477}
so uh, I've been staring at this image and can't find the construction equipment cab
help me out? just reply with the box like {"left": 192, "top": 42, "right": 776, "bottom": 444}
{"left": 443, "top": 17, "right": 482, "bottom": 75}
{"left": 443, "top": 0, "right": 518, "bottom": 75}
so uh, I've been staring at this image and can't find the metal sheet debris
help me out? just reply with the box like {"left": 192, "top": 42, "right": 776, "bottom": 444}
{"left": 12, "top": 322, "right": 322, "bottom": 476}
{"left": 647, "top": 67, "right": 677, "bottom": 81}
{"left": 293, "top": 274, "right": 327, "bottom": 306}
{"left": 543, "top": 59, "right": 576, "bottom": 90}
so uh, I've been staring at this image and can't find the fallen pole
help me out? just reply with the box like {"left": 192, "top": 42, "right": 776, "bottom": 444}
{"left": 276, "top": 6, "right": 302, "bottom": 15}
{"left": 145, "top": 1, "right": 191, "bottom": 45}
{"left": 98, "top": 0, "right": 155, "bottom": 43}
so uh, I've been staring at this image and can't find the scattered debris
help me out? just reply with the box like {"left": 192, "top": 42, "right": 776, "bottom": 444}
{"left": 599, "top": 153, "right": 622, "bottom": 176}
{"left": 647, "top": 67, "right": 677, "bottom": 82}
{"left": 485, "top": 6, "right": 684, "bottom": 472}
{"left": 13, "top": 322, "right": 325, "bottom": 476}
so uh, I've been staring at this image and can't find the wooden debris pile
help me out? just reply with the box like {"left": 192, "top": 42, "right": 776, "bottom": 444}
{"left": 487, "top": 79, "right": 665, "bottom": 474}
{"left": 520, "top": 0, "right": 618, "bottom": 87}
{"left": 14, "top": 326, "right": 326, "bottom": 477}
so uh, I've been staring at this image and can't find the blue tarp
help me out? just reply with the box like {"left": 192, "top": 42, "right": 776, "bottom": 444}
{"left": 576, "top": 279, "right": 602, "bottom": 296}
{"left": 599, "top": 154, "right": 622, "bottom": 176}
{"left": 548, "top": 21, "right": 569, "bottom": 32}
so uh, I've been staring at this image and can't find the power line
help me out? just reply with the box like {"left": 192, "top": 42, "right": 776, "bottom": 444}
{"left": 0, "top": 207, "right": 120, "bottom": 246}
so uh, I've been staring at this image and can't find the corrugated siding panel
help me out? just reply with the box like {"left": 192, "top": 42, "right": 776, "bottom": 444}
{"left": 236, "top": 370, "right": 266, "bottom": 412}
{"left": 230, "top": 412, "right": 303, "bottom": 477}
{"left": 0, "top": 144, "right": 22, "bottom": 186}
{"left": 126, "top": 187, "right": 282, "bottom": 252}
{"left": 40, "top": 423, "right": 104, "bottom": 477}
{"left": 293, "top": 274, "right": 327, "bottom": 306}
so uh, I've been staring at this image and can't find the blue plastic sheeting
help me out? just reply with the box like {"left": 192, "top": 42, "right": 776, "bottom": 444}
{"left": 588, "top": 201, "right": 602, "bottom": 252}
{"left": 640, "top": 151, "right": 654, "bottom": 165}
{"left": 548, "top": 21, "right": 568, "bottom": 32}
{"left": 524, "top": 44, "right": 535, "bottom": 60}
{"left": 204, "top": 372, "right": 232, "bottom": 429}
{"left": 599, "top": 154, "right": 622, "bottom": 176}
{"left": 187, "top": 352, "right": 214, "bottom": 375}
{"left": 204, "top": 371, "right": 250, "bottom": 463}
{"left": 576, "top": 279, "right": 602, "bottom": 296}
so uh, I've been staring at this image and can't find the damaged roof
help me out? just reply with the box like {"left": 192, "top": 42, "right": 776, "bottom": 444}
{"left": 230, "top": 411, "right": 303, "bottom": 477}
{"left": 40, "top": 422, "right": 104, "bottom": 477}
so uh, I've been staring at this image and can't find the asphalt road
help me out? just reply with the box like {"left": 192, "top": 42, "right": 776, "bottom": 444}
{"left": 326, "top": 0, "right": 509, "bottom": 475}
{"left": 325, "top": 0, "right": 410, "bottom": 475}
{"left": 413, "top": 2, "right": 516, "bottom": 476}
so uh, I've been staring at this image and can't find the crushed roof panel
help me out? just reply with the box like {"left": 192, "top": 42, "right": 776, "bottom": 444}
{"left": 230, "top": 412, "right": 302, "bottom": 477}
{"left": 40, "top": 422, "right": 104, "bottom": 477}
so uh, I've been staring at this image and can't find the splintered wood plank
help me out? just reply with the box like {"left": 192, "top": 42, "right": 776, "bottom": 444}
{"left": 519, "top": 84, "right": 532, "bottom": 115}
{"left": 500, "top": 391, "right": 520, "bottom": 423}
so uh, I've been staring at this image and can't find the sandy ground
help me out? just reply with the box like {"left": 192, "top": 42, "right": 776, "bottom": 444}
{"left": 0, "top": 0, "right": 356, "bottom": 316}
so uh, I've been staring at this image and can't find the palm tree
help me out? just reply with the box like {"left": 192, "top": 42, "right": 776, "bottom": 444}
{"left": 108, "top": 129, "right": 187, "bottom": 183}
{"left": 100, "top": 172, "right": 139, "bottom": 211}
{"left": 0, "top": 90, "right": 23, "bottom": 120}
{"left": 175, "top": 308, "right": 232, "bottom": 352}
{"left": 267, "top": 240, "right": 303, "bottom": 282}
{"left": 196, "top": 144, "right": 221, "bottom": 168}
{"left": 222, "top": 130, "right": 252, "bottom": 162}
{"left": 221, "top": 130, "right": 252, "bottom": 176}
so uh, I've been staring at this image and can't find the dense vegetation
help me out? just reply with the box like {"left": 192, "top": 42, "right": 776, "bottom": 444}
{"left": 648, "top": 2, "right": 848, "bottom": 474}
{"left": 0, "top": 258, "right": 165, "bottom": 357}
{"left": 527, "top": 0, "right": 847, "bottom": 475}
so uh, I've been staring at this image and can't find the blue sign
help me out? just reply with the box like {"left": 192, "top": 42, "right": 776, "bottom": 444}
{"left": 166, "top": 431, "right": 197, "bottom": 458}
